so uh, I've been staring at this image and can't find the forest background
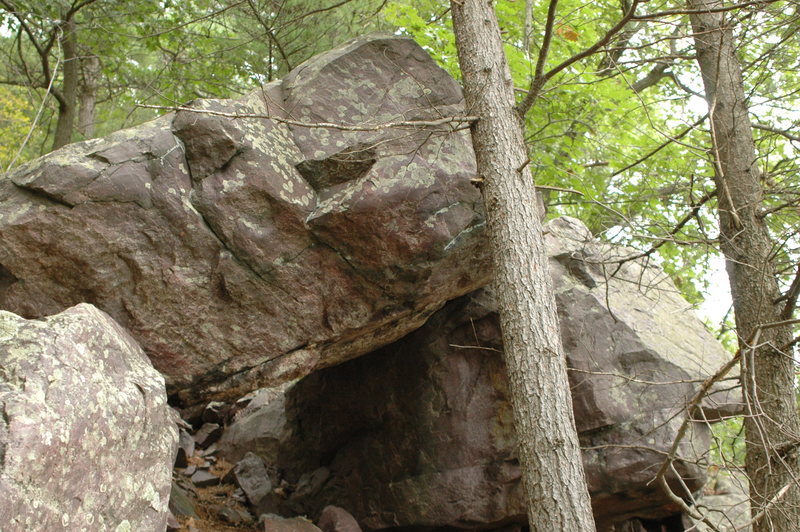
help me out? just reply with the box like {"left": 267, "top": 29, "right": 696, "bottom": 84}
{"left": 1, "top": 0, "right": 799, "bottom": 528}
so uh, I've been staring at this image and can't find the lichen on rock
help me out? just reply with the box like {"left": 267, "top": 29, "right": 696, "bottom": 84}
{"left": 0, "top": 304, "right": 177, "bottom": 531}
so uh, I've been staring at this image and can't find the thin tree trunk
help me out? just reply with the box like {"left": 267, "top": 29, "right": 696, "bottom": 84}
{"left": 52, "top": 17, "right": 79, "bottom": 150}
{"left": 688, "top": 1, "right": 800, "bottom": 530}
{"left": 450, "top": 1, "right": 596, "bottom": 530}
{"left": 523, "top": 0, "right": 533, "bottom": 57}
{"left": 78, "top": 54, "right": 99, "bottom": 139}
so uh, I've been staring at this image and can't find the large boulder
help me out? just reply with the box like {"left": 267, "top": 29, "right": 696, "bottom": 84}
{"left": 0, "top": 304, "right": 177, "bottom": 531}
{"left": 0, "top": 35, "right": 488, "bottom": 405}
{"left": 278, "top": 217, "right": 739, "bottom": 529}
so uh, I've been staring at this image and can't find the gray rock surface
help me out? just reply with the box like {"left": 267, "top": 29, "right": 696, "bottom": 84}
{"left": 0, "top": 35, "right": 489, "bottom": 406}
{"left": 260, "top": 514, "right": 322, "bottom": 532}
{"left": 278, "top": 217, "right": 739, "bottom": 529}
{"left": 226, "top": 452, "right": 273, "bottom": 509}
{"left": 175, "top": 428, "right": 196, "bottom": 468}
{"left": 685, "top": 470, "right": 751, "bottom": 531}
{"left": 0, "top": 304, "right": 177, "bottom": 531}
{"left": 218, "top": 383, "right": 291, "bottom": 465}
{"left": 318, "top": 505, "right": 362, "bottom": 532}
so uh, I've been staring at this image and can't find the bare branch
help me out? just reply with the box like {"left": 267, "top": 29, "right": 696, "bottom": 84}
{"left": 280, "top": 0, "right": 359, "bottom": 27}
{"left": 247, "top": 0, "right": 292, "bottom": 71}
{"left": 655, "top": 317, "right": 800, "bottom": 526}
{"left": 136, "top": 103, "right": 478, "bottom": 132}
{"left": 535, "top": 184, "right": 584, "bottom": 196}
{"left": 139, "top": 1, "right": 247, "bottom": 39}
{"left": 753, "top": 122, "right": 800, "bottom": 143}
{"left": 516, "top": 0, "right": 641, "bottom": 117}
{"left": 759, "top": 196, "right": 800, "bottom": 218}
{"left": 0, "top": 0, "right": 46, "bottom": 57}
{"left": 515, "top": 0, "right": 559, "bottom": 117}
{"left": 608, "top": 189, "right": 717, "bottom": 266}
{"left": 610, "top": 114, "right": 709, "bottom": 179}
{"left": 632, "top": 0, "right": 779, "bottom": 21}
{"left": 630, "top": 61, "right": 672, "bottom": 93}
{"left": 778, "top": 262, "right": 800, "bottom": 319}
{"left": 65, "top": 0, "right": 101, "bottom": 21}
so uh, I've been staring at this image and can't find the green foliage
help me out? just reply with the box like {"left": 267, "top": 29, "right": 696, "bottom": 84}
{"left": 709, "top": 417, "right": 746, "bottom": 467}
{"left": 382, "top": 1, "right": 459, "bottom": 78}
{"left": 0, "top": 0, "right": 389, "bottom": 165}
{"left": 0, "top": 85, "right": 42, "bottom": 170}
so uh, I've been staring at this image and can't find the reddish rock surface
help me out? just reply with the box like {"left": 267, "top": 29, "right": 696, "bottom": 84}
{"left": 0, "top": 304, "right": 177, "bottom": 531}
{"left": 277, "top": 217, "right": 739, "bottom": 529}
{"left": 0, "top": 35, "right": 489, "bottom": 405}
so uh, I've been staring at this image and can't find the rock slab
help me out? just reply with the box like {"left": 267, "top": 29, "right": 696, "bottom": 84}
{"left": 0, "top": 304, "right": 177, "bottom": 531}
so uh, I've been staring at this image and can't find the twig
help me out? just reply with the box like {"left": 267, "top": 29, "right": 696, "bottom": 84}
{"left": 136, "top": 103, "right": 478, "bottom": 131}
{"left": 606, "top": 189, "right": 717, "bottom": 265}
{"left": 777, "top": 262, "right": 800, "bottom": 319}
{"left": 517, "top": 0, "right": 642, "bottom": 116}
{"left": 449, "top": 344, "right": 503, "bottom": 353}
{"left": 753, "top": 122, "right": 800, "bottom": 143}
{"left": 632, "top": 0, "right": 778, "bottom": 21}
{"left": 655, "top": 318, "right": 800, "bottom": 526}
{"left": 610, "top": 114, "right": 708, "bottom": 179}
{"left": 535, "top": 184, "right": 584, "bottom": 196}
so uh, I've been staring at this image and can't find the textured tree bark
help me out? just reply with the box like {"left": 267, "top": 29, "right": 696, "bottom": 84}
{"left": 450, "top": 1, "right": 596, "bottom": 530}
{"left": 688, "top": 1, "right": 800, "bottom": 530}
{"left": 52, "top": 17, "right": 79, "bottom": 150}
{"left": 78, "top": 54, "right": 99, "bottom": 139}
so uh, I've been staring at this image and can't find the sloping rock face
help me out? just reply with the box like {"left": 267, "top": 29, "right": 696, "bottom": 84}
{"left": 0, "top": 35, "right": 488, "bottom": 405}
{"left": 0, "top": 304, "right": 176, "bottom": 531}
{"left": 279, "top": 217, "right": 737, "bottom": 530}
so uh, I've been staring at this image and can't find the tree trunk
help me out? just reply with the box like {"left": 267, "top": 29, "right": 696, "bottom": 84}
{"left": 52, "top": 17, "right": 79, "bottom": 150}
{"left": 688, "top": 1, "right": 800, "bottom": 530}
{"left": 450, "top": 1, "right": 596, "bottom": 530}
{"left": 523, "top": 0, "right": 533, "bottom": 57}
{"left": 78, "top": 54, "right": 99, "bottom": 139}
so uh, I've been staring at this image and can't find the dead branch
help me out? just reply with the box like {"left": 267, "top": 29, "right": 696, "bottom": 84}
{"left": 136, "top": 103, "right": 478, "bottom": 131}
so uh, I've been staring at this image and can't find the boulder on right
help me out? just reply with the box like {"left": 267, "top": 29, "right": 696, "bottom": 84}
{"left": 278, "top": 216, "right": 741, "bottom": 530}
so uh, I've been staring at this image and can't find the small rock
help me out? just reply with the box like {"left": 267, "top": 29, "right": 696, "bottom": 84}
{"left": 169, "top": 482, "right": 198, "bottom": 518}
{"left": 203, "top": 401, "right": 230, "bottom": 424}
{"left": 172, "top": 409, "right": 193, "bottom": 430}
{"left": 293, "top": 467, "right": 330, "bottom": 500}
{"left": 224, "top": 452, "right": 272, "bottom": 508}
{"left": 218, "top": 384, "right": 290, "bottom": 463}
{"left": 259, "top": 514, "right": 322, "bottom": 532}
{"left": 202, "top": 443, "right": 218, "bottom": 456}
{"left": 318, "top": 505, "right": 362, "bottom": 532}
{"left": 194, "top": 422, "right": 223, "bottom": 449}
{"left": 166, "top": 511, "right": 181, "bottom": 531}
{"left": 183, "top": 465, "right": 197, "bottom": 477}
{"left": 175, "top": 428, "right": 196, "bottom": 468}
{"left": 191, "top": 469, "right": 220, "bottom": 488}
{"left": 215, "top": 505, "right": 243, "bottom": 524}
